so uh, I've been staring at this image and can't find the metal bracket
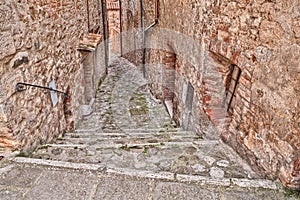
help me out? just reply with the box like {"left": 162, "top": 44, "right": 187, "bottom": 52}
{"left": 16, "top": 82, "right": 68, "bottom": 99}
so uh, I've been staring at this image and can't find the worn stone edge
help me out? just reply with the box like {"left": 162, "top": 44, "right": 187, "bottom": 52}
{"left": 7, "top": 158, "right": 279, "bottom": 190}
{"left": 10, "top": 157, "right": 104, "bottom": 171}
{"left": 106, "top": 167, "right": 278, "bottom": 190}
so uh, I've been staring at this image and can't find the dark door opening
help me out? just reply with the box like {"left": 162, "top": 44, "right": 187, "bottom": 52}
{"left": 163, "top": 46, "right": 176, "bottom": 117}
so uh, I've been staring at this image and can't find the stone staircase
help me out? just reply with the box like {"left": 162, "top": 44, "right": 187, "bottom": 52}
{"left": 31, "top": 128, "right": 201, "bottom": 170}
{"left": 31, "top": 124, "right": 260, "bottom": 178}
{"left": 25, "top": 124, "right": 286, "bottom": 199}
{"left": 6, "top": 57, "right": 292, "bottom": 199}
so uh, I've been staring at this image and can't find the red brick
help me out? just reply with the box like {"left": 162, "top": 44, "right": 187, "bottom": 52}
{"left": 237, "top": 87, "right": 251, "bottom": 103}
{"left": 239, "top": 75, "right": 252, "bottom": 89}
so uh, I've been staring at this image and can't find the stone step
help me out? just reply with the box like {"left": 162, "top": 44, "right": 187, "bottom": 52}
{"left": 121, "top": 128, "right": 181, "bottom": 133}
{"left": 62, "top": 130, "right": 201, "bottom": 144}
{"left": 37, "top": 140, "right": 218, "bottom": 154}
{"left": 60, "top": 134, "right": 202, "bottom": 146}
{"left": 10, "top": 157, "right": 279, "bottom": 193}
{"left": 73, "top": 127, "right": 181, "bottom": 134}
{"left": 31, "top": 140, "right": 221, "bottom": 168}
{"left": 30, "top": 141, "right": 199, "bottom": 165}
{"left": 64, "top": 134, "right": 200, "bottom": 142}
{"left": 65, "top": 130, "right": 197, "bottom": 139}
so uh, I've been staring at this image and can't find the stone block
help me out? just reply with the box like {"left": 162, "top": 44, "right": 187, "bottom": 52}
{"left": 25, "top": 169, "right": 98, "bottom": 200}
{"left": 0, "top": 32, "right": 16, "bottom": 59}
{"left": 9, "top": 52, "right": 29, "bottom": 69}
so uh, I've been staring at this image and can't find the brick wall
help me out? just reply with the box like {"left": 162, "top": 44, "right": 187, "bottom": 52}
{"left": 120, "top": 0, "right": 300, "bottom": 189}
{"left": 0, "top": 0, "right": 105, "bottom": 153}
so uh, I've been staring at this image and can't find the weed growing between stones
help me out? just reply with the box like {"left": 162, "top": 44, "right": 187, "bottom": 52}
{"left": 283, "top": 187, "right": 300, "bottom": 199}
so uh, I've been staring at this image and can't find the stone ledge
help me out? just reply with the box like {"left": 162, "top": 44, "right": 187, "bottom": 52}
{"left": 10, "top": 157, "right": 104, "bottom": 171}
{"left": 7, "top": 157, "right": 281, "bottom": 191}
{"left": 107, "top": 167, "right": 175, "bottom": 181}
{"left": 176, "top": 174, "right": 231, "bottom": 186}
{"left": 231, "top": 178, "right": 278, "bottom": 190}
{"left": 78, "top": 33, "right": 102, "bottom": 51}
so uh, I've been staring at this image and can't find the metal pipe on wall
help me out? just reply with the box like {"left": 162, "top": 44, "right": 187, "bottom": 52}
{"left": 87, "top": 0, "right": 90, "bottom": 32}
{"left": 140, "top": 0, "right": 146, "bottom": 78}
{"left": 118, "top": 0, "right": 123, "bottom": 56}
{"left": 101, "top": 0, "right": 109, "bottom": 73}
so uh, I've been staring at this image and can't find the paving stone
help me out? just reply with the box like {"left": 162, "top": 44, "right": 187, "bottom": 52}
{"left": 220, "top": 191, "right": 284, "bottom": 200}
{"left": 192, "top": 164, "right": 207, "bottom": 173}
{"left": 0, "top": 166, "right": 42, "bottom": 188}
{"left": 217, "top": 160, "right": 230, "bottom": 168}
{"left": 25, "top": 169, "right": 98, "bottom": 200}
{"left": 210, "top": 167, "right": 225, "bottom": 178}
{"left": 153, "top": 182, "right": 219, "bottom": 200}
{"left": 204, "top": 156, "right": 216, "bottom": 166}
{"left": 0, "top": 189, "right": 23, "bottom": 200}
{"left": 94, "top": 175, "right": 152, "bottom": 200}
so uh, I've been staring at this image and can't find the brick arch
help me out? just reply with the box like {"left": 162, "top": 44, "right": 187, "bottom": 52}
{"left": 202, "top": 50, "right": 239, "bottom": 134}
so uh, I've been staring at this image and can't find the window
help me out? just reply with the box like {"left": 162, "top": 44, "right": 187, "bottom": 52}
{"left": 224, "top": 64, "right": 241, "bottom": 114}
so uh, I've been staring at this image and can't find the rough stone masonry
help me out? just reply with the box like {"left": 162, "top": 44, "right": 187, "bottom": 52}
{"left": 120, "top": 0, "right": 300, "bottom": 190}
{"left": 0, "top": 0, "right": 106, "bottom": 152}
{"left": 0, "top": 0, "right": 299, "bottom": 191}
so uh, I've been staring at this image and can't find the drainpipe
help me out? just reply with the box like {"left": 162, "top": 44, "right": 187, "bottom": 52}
{"left": 87, "top": 0, "right": 90, "bottom": 32}
{"left": 140, "top": 0, "right": 146, "bottom": 77}
{"left": 101, "top": 0, "right": 108, "bottom": 74}
{"left": 141, "top": 0, "right": 159, "bottom": 78}
{"left": 118, "top": 0, "right": 123, "bottom": 56}
{"left": 145, "top": 0, "right": 159, "bottom": 32}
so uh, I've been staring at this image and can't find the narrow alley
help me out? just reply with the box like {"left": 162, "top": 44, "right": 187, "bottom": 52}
{"left": 0, "top": 56, "right": 293, "bottom": 199}
{"left": 0, "top": 0, "right": 299, "bottom": 199}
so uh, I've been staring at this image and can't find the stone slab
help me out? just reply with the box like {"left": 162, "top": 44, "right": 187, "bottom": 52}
{"left": 153, "top": 182, "right": 219, "bottom": 200}
{"left": 231, "top": 178, "right": 278, "bottom": 190}
{"left": 12, "top": 157, "right": 103, "bottom": 171}
{"left": 107, "top": 167, "right": 175, "bottom": 180}
{"left": 0, "top": 166, "right": 42, "bottom": 188}
{"left": 176, "top": 174, "right": 231, "bottom": 187}
{"left": 25, "top": 169, "right": 98, "bottom": 200}
{"left": 94, "top": 175, "right": 152, "bottom": 200}
{"left": 220, "top": 191, "right": 284, "bottom": 200}
{"left": 0, "top": 189, "right": 23, "bottom": 200}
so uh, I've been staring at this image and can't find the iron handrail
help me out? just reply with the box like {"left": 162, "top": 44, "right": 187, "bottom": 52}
{"left": 16, "top": 82, "right": 68, "bottom": 98}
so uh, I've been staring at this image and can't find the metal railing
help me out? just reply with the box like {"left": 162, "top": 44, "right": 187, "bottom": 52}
{"left": 16, "top": 82, "right": 68, "bottom": 99}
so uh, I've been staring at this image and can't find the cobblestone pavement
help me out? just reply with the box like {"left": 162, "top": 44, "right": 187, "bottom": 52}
{"left": 0, "top": 57, "right": 298, "bottom": 199}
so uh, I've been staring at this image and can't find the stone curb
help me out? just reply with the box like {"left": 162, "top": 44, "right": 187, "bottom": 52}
{"left": 106, "top": 167, "right": 278, "bottom": 190}
{"left": 10, "top": 157, "right": 104, "bottom": 171}
{"left": 7, "top": 157, "right": 279, "bottom": 190}
{"left": 107, "top": 167, "right": 175, "bottom": 180}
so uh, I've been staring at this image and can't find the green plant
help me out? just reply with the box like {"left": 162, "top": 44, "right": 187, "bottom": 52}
{"left": 283, "top": 187, "right": 300, "bottom": 199}
{"left": 16, "top": 152, "right": 29, "bottom": 157}
{"left": 143, "top": 147, "right": 148, "bottom": 155}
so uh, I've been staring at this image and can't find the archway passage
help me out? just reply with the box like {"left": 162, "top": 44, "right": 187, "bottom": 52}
{"left": 163, "top": 48, "right": 176, "bottom": 117}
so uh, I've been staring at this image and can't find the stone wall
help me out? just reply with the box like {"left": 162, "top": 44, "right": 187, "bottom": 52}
{"left": 107, "top": 0, "right": 121, "bottom": 54}
{"left": 0, "top": 0, "right": 105, "bottom": 153}
{"left": 120, "top": 0, "right": 141, "bottom": 63}
{"left": 120, "top": 0, "right": 300, "bottom": 189}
